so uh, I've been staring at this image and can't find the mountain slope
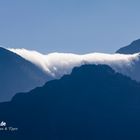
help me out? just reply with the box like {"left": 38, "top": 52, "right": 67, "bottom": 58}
{"left": 116, "top": 39, "right": 140, "bottom": 54}
{"left": 1, "top": 64, "right": 140, "bottom": 140}
{"left": 0, "top": 47, "right": 52, "bottom": 102}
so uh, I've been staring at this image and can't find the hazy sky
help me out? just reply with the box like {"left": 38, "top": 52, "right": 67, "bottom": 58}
{"left": 0, "top": 0, "right": 140, "bottom": 53}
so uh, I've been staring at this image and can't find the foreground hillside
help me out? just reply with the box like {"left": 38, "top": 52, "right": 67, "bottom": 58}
{"left": 1, "top": 64, "right": 140, "bottom": 140}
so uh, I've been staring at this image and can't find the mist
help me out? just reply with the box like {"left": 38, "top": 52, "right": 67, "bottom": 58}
{"left": 9, "top": 48, "right": 140, "bottom": 81}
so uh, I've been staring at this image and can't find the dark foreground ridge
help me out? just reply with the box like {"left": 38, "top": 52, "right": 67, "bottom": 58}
{"left": 116, "top": 39, "right": 140, "bottom": 54}
{"left": 1, "top": 64, "right": 140, "bottom": 140}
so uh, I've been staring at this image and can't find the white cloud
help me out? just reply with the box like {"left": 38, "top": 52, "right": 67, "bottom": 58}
{"left": 8, "top": 48, "right": 140, "bottom": 81}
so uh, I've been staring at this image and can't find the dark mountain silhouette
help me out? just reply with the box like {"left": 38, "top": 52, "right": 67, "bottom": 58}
{"left": 116, "top": 39, "right": 140, "bottom": 54}
{"left": 1, "top": 64, "right": 140, "bottom": 140}
{"left": 0, "top": 47, "right": 52, "bottom": 102}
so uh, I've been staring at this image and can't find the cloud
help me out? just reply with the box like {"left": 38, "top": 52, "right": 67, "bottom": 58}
{"left": 8, "top": 48, "right": 140, "bottom": 81}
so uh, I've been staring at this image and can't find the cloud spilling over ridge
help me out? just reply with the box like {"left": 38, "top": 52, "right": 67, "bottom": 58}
{"left": 8, "top": 48, "right": 140, "bottom": 81}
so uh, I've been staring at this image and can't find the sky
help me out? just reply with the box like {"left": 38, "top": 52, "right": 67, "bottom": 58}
{"left": 0, "top": 0, "right": 140, "bottom": 53}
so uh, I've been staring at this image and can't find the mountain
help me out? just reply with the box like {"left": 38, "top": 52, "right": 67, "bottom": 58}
{"left": 0, "top": 47, "right": 52, "bottom": 102}
{"left": 2, "top": 45, "right": 140, "bottom": 102}
{"left": 116, "top": 39, "right": 140, "bottom": 54}
{"left": 1, "top": 64, "right": 140, "bottom": 140}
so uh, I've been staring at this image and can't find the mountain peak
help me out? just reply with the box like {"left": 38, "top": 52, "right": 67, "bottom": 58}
{"left": 0, "top": 47, "right": 15, "bottom": 55}
{"left": 116, "top": 39, "right": 140, "bottom": 54}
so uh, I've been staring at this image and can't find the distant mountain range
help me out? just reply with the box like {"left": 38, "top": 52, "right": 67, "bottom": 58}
{"left": 1, "top": 64, "right": 140, "bottom": 140}
{"left": 1, "top": 38, "right": 140, "bottom": 102}
{"left": 9, "top": 48, "right": 140, "bottom": 82}
{"left": 0, "top": 47, "right": 52, "bottom": 102}
{"left": 116, "top": 39, "right": 140, "bottom": 54}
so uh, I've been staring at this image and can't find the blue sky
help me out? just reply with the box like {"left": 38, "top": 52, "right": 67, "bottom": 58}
{"left": 0, "top": 0, "right": 140, "bottom": 53}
